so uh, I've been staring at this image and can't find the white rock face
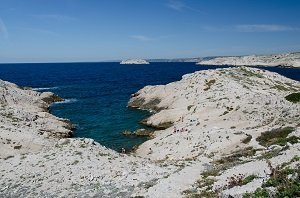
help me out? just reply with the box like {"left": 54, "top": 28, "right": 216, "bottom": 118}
{"left": 129, "top": 67, "right": 300, "bottom": 160}
{"left": 0, "top": 80, "right": 72, "bottom": 159}
{"left": 129, "top": 67, "right": 300, "bottom": 197}
{"left": 197, "top": 52, "right": 300, "bottom": 67}
{"left": 1, "top": 67, "right": 300, "bottom": 197}
{"left": 120, "top": 59, "right": 150, "bottom": 64}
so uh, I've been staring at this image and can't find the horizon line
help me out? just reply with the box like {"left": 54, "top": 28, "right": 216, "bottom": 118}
{"left": 0, "top": 51, "right": 299, "bottom": 64}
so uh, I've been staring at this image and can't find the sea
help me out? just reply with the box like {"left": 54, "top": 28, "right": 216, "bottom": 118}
{"left": 0, "top": 62, "right": 299, "bottom": 151}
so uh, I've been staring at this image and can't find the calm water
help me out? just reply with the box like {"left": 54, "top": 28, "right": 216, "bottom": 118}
{"left": 0, "top": 62, "right": 299, "bottom": 151}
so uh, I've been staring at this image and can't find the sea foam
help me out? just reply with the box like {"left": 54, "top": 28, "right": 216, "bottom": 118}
{"left": 32, "top": 87, "right": 59, "bottom": 91}
{"left": 54, "top": 99, "right": 78, "bottom": 104}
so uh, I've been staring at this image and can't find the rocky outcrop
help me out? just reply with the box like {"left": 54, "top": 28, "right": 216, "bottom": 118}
{"left": 122, "top": 128, "right": 154, "bottom": 137}
{"left": 128, "top": 67, "right": 300, "bottom": 197}
{"left": 40, "top": 92, "right": 64, "bottom": 104}
{"left": 0, "top": 80, "right": 73, "bottom": 158}
{"left": 140, "top": 118, "right": 173, "bottom": 130}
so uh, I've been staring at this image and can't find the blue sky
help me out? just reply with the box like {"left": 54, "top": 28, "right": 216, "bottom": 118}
{"left": 0, "top": 0, "right": 300, "bottom": 62}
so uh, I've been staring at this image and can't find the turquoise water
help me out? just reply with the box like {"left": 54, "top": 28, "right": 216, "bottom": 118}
{"left": 0, "top": 62, "right": 299, "bottom": 151}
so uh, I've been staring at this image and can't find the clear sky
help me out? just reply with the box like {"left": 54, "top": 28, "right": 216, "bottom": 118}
{"left": 0, "top": 0, "right": 300, "bottom": 62}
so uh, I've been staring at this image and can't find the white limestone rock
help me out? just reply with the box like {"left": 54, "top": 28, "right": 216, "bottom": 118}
{"left": 197, "top": 52, "right": 300, "bottom": 67}
{"left": 120, "top": 59, "right": 150, "bottom": 64}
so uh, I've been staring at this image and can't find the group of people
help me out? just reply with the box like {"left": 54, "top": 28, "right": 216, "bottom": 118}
{"left": 173, "top": 126, "right": 188, "bottom": 133}
{"left": 173, "top": 115, "right": 200, "bottom": 134}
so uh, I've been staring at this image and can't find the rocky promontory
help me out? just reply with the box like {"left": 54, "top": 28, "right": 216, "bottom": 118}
{"left": 129, "top": 67, "right": 300, "bottom": 197}
{"left": 0, "top": 80, "right": 73, "bottom": 159}
{"left": 1, "top": 67, "right": 300, "bottom": 197}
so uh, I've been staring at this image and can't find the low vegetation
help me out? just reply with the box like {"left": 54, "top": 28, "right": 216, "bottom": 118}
{"left": 183, "top": 177, "right": 218, "bottom": 198}
{"left": 241, "top": 175, "right": 257, "bottom": 185}
{"left": 226, "top": 174, "right": 257, "bottom": 189}
{"left": 240, "top": 67, "right": 264, "bottom": 78}
{"left": 272, "top": 84, "right": 290, "bottom": 91}
{"left": 257, "top": 148, "right": 282, "bottom": 160}
{"left": 263, "top": 167, "right": 300, "bottom": 197}
{"left": 285, "top": 92, "right": 300, "bottom": 103}
{"left": 244, "top": 158, "right": 300, "bottom": 197}
{"left": 185, "top": 190, "right": 218, "bottom": 198}
{"left": 188, "top": 147, "right": 258, "bottom": 197}
{"left": 215, "top": 147, "right": 256, "bottom": 165}
{"left": 243, "top": 188, "right": 269, "bottom": 198}
{"left": 256, "top": 127, "right": 298, "bottom": 147}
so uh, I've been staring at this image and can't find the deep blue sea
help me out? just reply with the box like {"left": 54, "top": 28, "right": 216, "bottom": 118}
{"left": 0, "top": 62, "right": 299, "bottom": 151}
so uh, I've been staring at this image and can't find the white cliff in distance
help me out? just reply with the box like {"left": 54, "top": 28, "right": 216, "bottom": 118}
{"left": 197, "top": 52, "right": 300, "bottom": 67}
{"left": 120, "top": 59, "right": 150, "bottom": 64}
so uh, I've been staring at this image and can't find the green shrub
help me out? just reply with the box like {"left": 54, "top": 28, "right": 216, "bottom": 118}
{"left": 253, "top": 188, "right": 269, "bottom": 197}
{"left": 201, "top": 168, "right": 220, "bottom": 178}
{"left": 256, "top": 127, "right": 295, "bottom": 147}
{"left": 245, "top": 159, "right": 300, "bottom": 197}
{"left": 242, "top": 175, "right": 257, "bottom": 185}
{"left": 285, "top": 92, "right": 300, "bottom": 103}
{"left": 264, "top": 165, "right": 300, "bottom": 197}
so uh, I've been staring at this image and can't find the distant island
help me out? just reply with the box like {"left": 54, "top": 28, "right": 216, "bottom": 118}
{"left": 120, "top": 59, "right": 150, "bottom": 65}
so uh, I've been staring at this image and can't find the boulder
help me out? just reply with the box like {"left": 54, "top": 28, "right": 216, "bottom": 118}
{"left": 134, "top": 129, "right": 153, "bottom": 137}
{"left": 122, "top": 130, "right": 132, "bottom": 136}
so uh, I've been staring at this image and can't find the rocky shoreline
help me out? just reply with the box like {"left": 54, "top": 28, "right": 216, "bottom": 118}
{"left": 1, "top": 67, "right": 300, "bottom": 197}
{"left": 0, "top": 80, "right": 73, "bottom": 159}
{"left": 128, "top": 67, "right": 300, "bottom": 197}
